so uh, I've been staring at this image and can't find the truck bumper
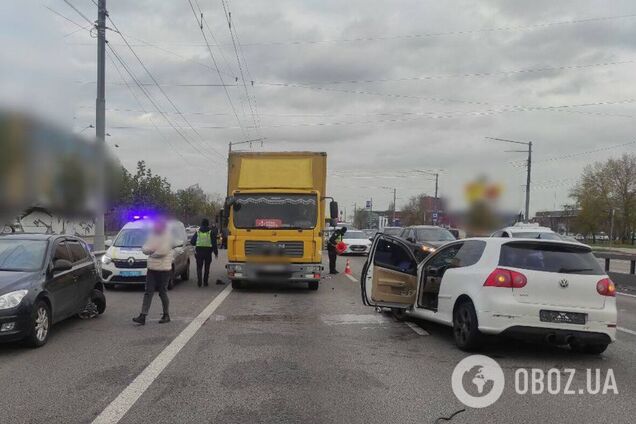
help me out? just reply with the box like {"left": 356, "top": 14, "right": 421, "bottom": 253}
{"left": 226, "top": 262, "right": 323, "bottom": 282}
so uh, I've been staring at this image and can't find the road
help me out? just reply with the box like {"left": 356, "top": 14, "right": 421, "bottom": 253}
{"left": 1, "top": 253, "right": 636, "bottom": 423}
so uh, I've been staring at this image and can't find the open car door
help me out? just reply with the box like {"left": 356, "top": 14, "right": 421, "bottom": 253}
{"left": 361, "top": 234, "right": 418, "bottom": 309}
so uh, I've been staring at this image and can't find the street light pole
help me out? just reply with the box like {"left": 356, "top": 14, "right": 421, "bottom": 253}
{"left": 486, "top": 137, "right": 533, "bottom": 222}
{"left": 392, "top": 188, "right": 397, "bottom": 225}
{"left": 94, "top": 0, "right": 106, "bottom": 251}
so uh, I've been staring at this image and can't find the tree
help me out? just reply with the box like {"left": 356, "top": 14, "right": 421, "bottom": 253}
{"left": 570, "top": 154, "right": 636, "bottom": 242}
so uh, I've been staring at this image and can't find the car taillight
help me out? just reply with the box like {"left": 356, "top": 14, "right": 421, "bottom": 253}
{"left": 484, "top": 268, "right": 527, "bottom": 288}
{"left": 596, "top": 278, "right": 616, "bottom": 297}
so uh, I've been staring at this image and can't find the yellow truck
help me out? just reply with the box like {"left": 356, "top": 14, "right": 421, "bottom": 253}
{"left": 223, "top": 151, "right": 338, "bottom": 290}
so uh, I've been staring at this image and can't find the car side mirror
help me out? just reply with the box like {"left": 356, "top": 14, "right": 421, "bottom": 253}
{"left": 105, "top": 239, "right": 113, "bottom": 247}
{"left": 53, "top": 259, "right": 73, "bottom": 272}
{"left": 330, "top": 201, "right": 339, "bottom": 220}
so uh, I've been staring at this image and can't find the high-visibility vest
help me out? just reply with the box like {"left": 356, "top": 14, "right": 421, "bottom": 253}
{"left": 196, "top": 230, "right": 212, "bottom": 247}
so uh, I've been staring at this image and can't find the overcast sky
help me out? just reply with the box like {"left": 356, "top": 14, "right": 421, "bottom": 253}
{"left": 3, "top": 0, "right": 636, "bottom": 218}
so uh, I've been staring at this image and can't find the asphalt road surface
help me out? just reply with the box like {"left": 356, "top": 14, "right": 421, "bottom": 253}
{"left": 2, "top": 252, "right": 636, "bottom": 423}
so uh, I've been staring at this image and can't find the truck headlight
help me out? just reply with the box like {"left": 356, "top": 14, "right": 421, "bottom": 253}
{"left": 0, "top": 290, "right": 28, "bottom": 310}
{"left": 102, "top": 255, "right": 112, "bottom": 265}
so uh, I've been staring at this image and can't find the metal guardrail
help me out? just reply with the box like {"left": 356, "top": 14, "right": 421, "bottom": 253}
{"left": 594, "top": 251, "right": 636, "bottom": 274}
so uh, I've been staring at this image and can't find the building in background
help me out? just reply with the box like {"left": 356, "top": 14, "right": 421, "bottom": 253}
{"left": 534, "top": 209, "right": 579, "bottom": 234}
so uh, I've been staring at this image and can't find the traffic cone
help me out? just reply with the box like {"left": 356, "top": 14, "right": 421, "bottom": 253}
{"left": 345, "top": 259, "right": 352, "bottom": 275}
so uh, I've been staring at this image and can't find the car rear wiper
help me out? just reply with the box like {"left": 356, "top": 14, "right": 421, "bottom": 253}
{"left": 558, "top": 267, "right": 594, "bottom": 273}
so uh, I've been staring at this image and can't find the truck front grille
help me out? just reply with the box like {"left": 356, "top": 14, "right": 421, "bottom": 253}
{"left": 245, "top": 241, "right": 304, "bottom": 258}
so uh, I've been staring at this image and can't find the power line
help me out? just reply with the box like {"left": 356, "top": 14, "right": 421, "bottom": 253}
{"left": 44, "top": 5, "right": 92, "bottom": 30}
{"left": 512, "top": 140, "right": 636, "bottom": 166}
{"left": 105, "top": 48, "right": 191, "bottom": 163}
{"left": 220, "top": 0, "right": 261, "bottom": 139}
{"left": 186, "top": 0, "right": 248, "bottom": 140}
{"left": 77, "top": 12, "right": 636, "bottom": 47}
{"left": 107, "top": 43, "right": 224, "bottom": 163}
{"left": 273, "top": 59, "right": 636, "bottom": 85}
{"left": 61, "top": 0, "right": 94, "bottom": 26}
{"left": 106, "top": 14, "right": 225, "bottom": 159}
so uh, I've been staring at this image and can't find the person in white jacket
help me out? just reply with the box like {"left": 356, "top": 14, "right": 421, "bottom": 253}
{"left": 133, "top": 218, "right": 173, "bottom": 325}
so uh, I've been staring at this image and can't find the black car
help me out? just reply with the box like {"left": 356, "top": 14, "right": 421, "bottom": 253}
{"left": 398, "top": 225, "right": 456, "bottom": 261}
{"left": 0, "top": 234, "right": 106, "bottom": 347}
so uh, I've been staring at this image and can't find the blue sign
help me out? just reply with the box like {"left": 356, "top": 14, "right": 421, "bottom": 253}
{"left": 366, "top": 200, "right": 372, "bottom": 209}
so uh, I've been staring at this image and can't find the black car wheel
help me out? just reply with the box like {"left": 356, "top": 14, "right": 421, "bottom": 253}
{"left": 231, "top": 280, "right": 242, "bottom": 290}
{"left": 25, "top": 300, "right": 51, "bottom": 348}
{"left": 308, "top": 281, "right": 319, "bottom": 291}
{"left": 453, "top": 300, "right": 482, "bottom": 351}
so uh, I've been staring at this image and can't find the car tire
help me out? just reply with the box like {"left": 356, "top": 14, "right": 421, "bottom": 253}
{"left": 180, "top": 261, "right": 190, "bottom": 281}
{"left": 231, "top": 280, "right": 242, "bottom": 290}
{"left": 308, "top": 281, "right": 319, "bottom": 291}
{"left": 570, "top": 342, "right": 609, "bottom": 355}
{"left": 453, "top": 300, "right": 482, "bottom": 351}
{"left": 104, "top": 283, "right": 115, "bottom": 290}
{"left": 25, "top": 300, "right": 51, "bottom": 348}
{"left": 92, "top": 289, "right": 107, "bottom": 315}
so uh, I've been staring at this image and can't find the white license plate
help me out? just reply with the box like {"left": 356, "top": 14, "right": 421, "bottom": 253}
{"left": 261, "top": 265, "right": 287, "bottom": 272}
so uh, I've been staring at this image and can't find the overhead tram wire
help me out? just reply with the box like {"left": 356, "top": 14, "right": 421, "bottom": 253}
{"left": 192, "top": 0, "right": 238, "bottom": 89}
{"left": 106, "top": 14, "right": 226, "bottom": 160}
{"left": 61, "top": 0, "right": 94, "bottom": 26}
{"left": 107, "top": 43, "right": 224, "bottom": 164}
{"left": 186, "top": 0, "right": 249, "bottom": 141}
{"left": 221, "top": 0, "right": 263, "bottom": 139}
{"left": 105, "top": 48, "right": 190, "bottom": 163}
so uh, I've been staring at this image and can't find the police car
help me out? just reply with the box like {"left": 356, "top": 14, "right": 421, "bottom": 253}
{"left": 100, "top": 219, "right": 190, "bottom": 289}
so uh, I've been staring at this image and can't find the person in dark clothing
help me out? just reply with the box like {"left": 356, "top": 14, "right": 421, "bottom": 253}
{"left": 190, "top": 219, "right": 219, "bottom": 287}
{"left": 327, "top": 227, "right": 347, "bottom": 274}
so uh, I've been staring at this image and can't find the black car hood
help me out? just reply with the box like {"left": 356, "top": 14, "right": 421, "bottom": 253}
{"left": 0, "top": 270, "right": 39, "bottom": 294}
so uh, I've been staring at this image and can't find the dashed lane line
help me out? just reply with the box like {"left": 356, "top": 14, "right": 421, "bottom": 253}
{"left": 345, "top": 274, "right": 357, "bottom": 282}
{"left": 92, "top": 284, "right": 233, "bottom": 424}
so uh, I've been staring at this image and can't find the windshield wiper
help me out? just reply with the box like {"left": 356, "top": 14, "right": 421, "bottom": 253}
{"left": 558, "top": 267, "right": 594, "bottom": 273}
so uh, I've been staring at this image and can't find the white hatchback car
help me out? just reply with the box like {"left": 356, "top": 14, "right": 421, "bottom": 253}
{"left": 342, "top": 230, "right": 372, "bottom": 255}
{"left": 361, "top": 235, "right": 617, "bottom": 353}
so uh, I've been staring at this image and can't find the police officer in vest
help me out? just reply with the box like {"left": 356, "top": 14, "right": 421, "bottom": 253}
{"left": 327, "top": 227, "right": 347, "bottom": 274}
{"left": 190, "top": 218, "right": 219, "bottom": 287}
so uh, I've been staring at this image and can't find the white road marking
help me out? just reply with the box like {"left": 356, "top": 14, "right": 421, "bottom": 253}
{"left": 92, "top": 284, "right": 233, "bottom": 424}
{"left": 405, "top": 321, "right": 429, "bottom": 336}
{"left": 345, "top": 274, "right": 357, "bottom": 282}
{"left": 617, "top": 292, "right": 636, "bottom": 299}
{"left": 321, "top": 314, "right": 388, "bottom": 325}
{"left": 618, "top": 326, "right": 636, "bottom": 336}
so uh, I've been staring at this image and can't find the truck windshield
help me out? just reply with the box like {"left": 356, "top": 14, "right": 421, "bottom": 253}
{"left": 233, "top": 194, "right": 318, "bottom": 230}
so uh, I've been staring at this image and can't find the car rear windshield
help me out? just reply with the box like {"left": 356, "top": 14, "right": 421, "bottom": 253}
{"left": 415, "top": 228, "right": 456, "bottom": 242}
{"left": 345, "top": 231, "right": 368, "bottom": 239}
{"left": 382, "top": 228, "right": 402, "bottom": 236}
{"left": 0, "top": 239, "right": 48, "bottom": 271}
{"left": 499, "top": 242, "right": 604, "bottom": 275}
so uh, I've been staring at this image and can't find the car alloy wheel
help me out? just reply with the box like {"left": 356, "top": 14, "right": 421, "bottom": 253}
{"left": 34, "top": 306, "right": 49, "bottom": 342}
{"left": 454, "top": 307, "right": 471, "bottom": 345}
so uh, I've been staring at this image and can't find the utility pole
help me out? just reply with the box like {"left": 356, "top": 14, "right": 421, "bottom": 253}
{"left": 392, "top": 188, "right": 397, "bottom": 226}
{"left": 486, "top": 137, "right": 533, "bottom": 222}
{"left": 94, "top": 0, "right": 107, "bottom": 251}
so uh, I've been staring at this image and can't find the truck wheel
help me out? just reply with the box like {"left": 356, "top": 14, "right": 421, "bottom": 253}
{"left": 308, "top": 281, "right": 319, "bottom": 291}
{"left": 231, "top": 280, "right": 242, "bottom": 290}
